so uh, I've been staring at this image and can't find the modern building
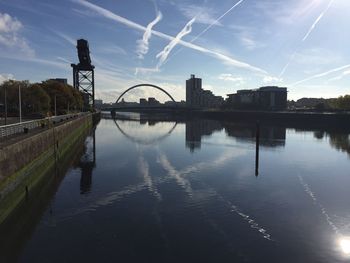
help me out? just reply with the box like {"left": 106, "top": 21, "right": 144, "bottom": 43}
{"left": 139, "top": 98, "right": 147, "bottom": 106}
{"left": 148, "top": 97, "right": 160, "bottom": 106}
{"left": 49, "top": 78, "right": 68, "bottom": 85}
{"left": 226, "top": 86, "right": 287, "bottom": 111}
{"left": 186, "top": 74, "right": 223, "bottom": 108}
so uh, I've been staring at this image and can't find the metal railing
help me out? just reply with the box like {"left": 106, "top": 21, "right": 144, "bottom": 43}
{"left": 0, "top": 113, "right": 87, "bottom": 138}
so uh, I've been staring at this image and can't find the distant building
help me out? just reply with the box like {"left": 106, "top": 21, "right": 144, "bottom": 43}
{"left": 148, "top": 97, "right": 160, "bottom": 106}
{"left": 49, "top": 78, "right": 68, "bottom": 85}
{"left": 140, "top": 98, "right": 148, "bottom": 106}
{"left": 186, "top": 74, "right": 223, "bottom": 108}
{"left": 226, "top": 86, "right": 287, "bottom": 111}
{"left": 95, "top": 99, "right": 103, "bottom": 105}
{"left": 164, "top": 100, "right": 186, "bottom": 107}
{"left": 94, "top": 99, "right": 103, "bottom": 109}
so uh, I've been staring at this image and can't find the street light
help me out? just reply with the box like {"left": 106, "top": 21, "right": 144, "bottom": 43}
{"left": 4, "top": 85, "right": 7, "bottom": 125}
{"left": 54, "top": 94, "right": 57, "bottom": 116}
{"left": 18, "top": 83, "right": 22, "bottom": 123}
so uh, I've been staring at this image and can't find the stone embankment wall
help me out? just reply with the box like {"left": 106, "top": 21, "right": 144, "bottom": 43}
{"left": 0, "top": 113, "right": 100, "bottom": 224}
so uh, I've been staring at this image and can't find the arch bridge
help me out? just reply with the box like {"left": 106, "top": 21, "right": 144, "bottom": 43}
{"left": 115, "top": 84, "right": 176, "bottom": 104}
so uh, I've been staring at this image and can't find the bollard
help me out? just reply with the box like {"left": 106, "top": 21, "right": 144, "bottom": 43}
{"left": 23, "top": 127, "right": 29, "bottom": 134}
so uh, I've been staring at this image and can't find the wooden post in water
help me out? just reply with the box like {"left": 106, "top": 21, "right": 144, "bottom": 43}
{"left": 255, "top": 121, "right": 260, "bottom": 176}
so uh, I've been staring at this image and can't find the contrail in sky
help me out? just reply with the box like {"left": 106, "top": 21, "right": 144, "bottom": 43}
{"left": 302, "top": 0, "right": 335, "bottom": 42}
{"left": 192, "top": 0, "right": 244, "bottom": 43}
{"left": 291, "top": 64, "right": 350, "bottom": 86}
{"left": 136, "top": 11, "right": 162, "bottom": 59}
{"left": 279, "top": 0, "right": 335, "bottom": 78}
{"left": 71, "top": 0, "right": 267, "bottom": 74}
{"left": 166, "top": 0, "right": 244, "bottom": 64}
{"left": 156, "top": 17, "right": 196, "bottom": 68}
{"left": 278, "top": 51, "right": 297, "bottom": 78}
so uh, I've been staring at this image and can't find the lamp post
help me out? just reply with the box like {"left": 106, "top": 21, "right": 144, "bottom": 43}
{"left": 4, "top": 85, "right": 7, "bottom": 125}
{"left": 54, "top": 94, "right": 57, "bottom": 116}
{"left": 18, "top": 84, "right": 22, "bottom": 123}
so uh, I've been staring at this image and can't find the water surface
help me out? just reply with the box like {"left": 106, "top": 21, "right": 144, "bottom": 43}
{"left": 3, "top": 113, "right": 350, "bottom": 262}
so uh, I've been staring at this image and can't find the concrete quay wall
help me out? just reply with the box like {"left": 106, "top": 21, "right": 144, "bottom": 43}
{"left": 0, "top": 113, "right": 100, "bottom": 224}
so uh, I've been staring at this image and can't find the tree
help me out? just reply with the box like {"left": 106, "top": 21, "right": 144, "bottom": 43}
{"left": 23, "top": 84, "right": 50, "bottom": 115}
{"left": 0, "top": 80, "right": 30, "bottom": 115}
{"left": 41, "top": 80, "right": 83, "bottom": 114}
{"left": 330, "top": 95, "right": 350, "bottom": 110}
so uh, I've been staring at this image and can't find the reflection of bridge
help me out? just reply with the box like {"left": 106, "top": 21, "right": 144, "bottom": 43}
{"left": 103, "top": 106, "right": 181, "bottom": 112}
{"left": 113, "top": 117, "right": 177, "bottom": 145}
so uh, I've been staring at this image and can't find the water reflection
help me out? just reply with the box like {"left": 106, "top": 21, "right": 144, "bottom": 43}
{"left": 76, "top": 130, "right": 96, "bottom": 194}
{"left": 185, "top": 119, "right": 223, "bottom": 152}
{"left": 0, "top": 125, "right": 94, "bottom": 263}
{"left": 4, "top": 112, "right": 350, "bottom": 262}
{"left": 114, "top": 118, "right": 177, "bottom": 145}
{"left": 112, "top": 113, "right": 350, "bottom": 160}
{"left": 339, "top": 237, "right": 350, "bottom": 255}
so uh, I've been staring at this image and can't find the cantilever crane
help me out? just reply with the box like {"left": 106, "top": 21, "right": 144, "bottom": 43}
{"left": 71, "top": 39, "right": 95, "bottom": 110}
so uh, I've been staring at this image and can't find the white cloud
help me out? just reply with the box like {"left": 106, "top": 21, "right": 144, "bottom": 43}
{"left": 136, "top": 11, "right": 162, "bottom": 59}
{"left": 135, "top": 67, "right": 159, "bottom": 75}
{"left": 229, "top": 24, "right": 264, "bottom": 51}
{"left": 179, "top": 5, "right": 221, "bottom": 26}
{"left": 328, "top": 69, "right": 350, "bottom": 82}
{"left": 263, "top": 75, "right": 283, "bottom": 84}
{"left": 293, "top": 48, "right": 341, "bottom": 65}
{"left": 240, "top": 35, "right": 259, "bottom": 50}
{"left": 72, "top": 0, "right": 267, "bottom": 74}
{"left": 52, "top": 30, "right": 76, "bottom": 46}
{"left": 0, "top": 13, "right": 22, "bottom": 33}
{"left": 156, "top": 17, "right": 195, "bottom": 68}
{"left": 188, "top": 0, "right": 244, "bottom": 44}
{"left": 0, "top": 73, "right": 15, "bottom": 84}
{"left": 218, "top": 74, "right": 245, "bottom": 85}
{"left": 0, "top": 13, "right": 34, "bottom": 57}
{"left": 252, "top": 0, "right": 321, "bottom": 25}
{"left": 279, "top": 48, "right": 342, "bottom": 78}
{"left": 56, "top": 56, "right": 72, "bottom": 64}
{"left": 97, "top": 45, "right": 127, "bottom": 56}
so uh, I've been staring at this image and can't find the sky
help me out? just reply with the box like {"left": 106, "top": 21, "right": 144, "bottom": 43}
{"left": 0, "top": 0, "right": 350, "bottom": 102}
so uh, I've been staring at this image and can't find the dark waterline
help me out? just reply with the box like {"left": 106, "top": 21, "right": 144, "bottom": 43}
{"left": 1, "top": 113, "right": 350, "bottom": 262}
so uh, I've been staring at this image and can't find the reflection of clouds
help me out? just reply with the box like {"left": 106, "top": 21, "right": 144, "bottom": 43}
{"left": 53, "top": 131, "right": 272, "bottom": 242}
{"left": 298, "top": 175, "right": 340, "bottom": 235}
{"left": 49, "top": 183, "right": 148, "bottom": 224}
{"left": 157, "top": 153, "right": 194, "bottom": 196}
{"left": 180, "top": 150, "right": 238, "bottom": 176}
{"left": 138, "top": 155, "right": 162, "bottom": 201}
{"left": 158, "top": 149, "right": 274, "bottom": 242}
{"left": 230, "top": 204, "right": 272, "bottom": 241}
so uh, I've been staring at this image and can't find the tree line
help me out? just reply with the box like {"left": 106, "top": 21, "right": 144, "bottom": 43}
{"left": 0, "top": 80, "right": 84, "bottom": 117}
{"left": 288, "top": 95, "right": 350, "bottom": 111}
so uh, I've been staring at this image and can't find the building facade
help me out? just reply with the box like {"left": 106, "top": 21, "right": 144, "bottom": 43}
{"left": 186, "top": 74, "right": 223, "bottom": 108}
{"left": 226, "top": 86, "right": 287, "bottom": 111}
{"left": 49, "top": 78, "right": 68, "bottom": 85}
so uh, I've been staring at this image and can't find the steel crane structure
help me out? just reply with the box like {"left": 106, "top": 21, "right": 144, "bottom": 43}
{"left": 71, "top": 39, "right": 95, "bottom": 110}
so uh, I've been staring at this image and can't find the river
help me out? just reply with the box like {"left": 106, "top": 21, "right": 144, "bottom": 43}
{"left": 1, "top": 112, "right": 350, "bottom": 262}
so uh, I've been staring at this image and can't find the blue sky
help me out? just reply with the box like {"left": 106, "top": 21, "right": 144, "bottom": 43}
{"left": 0, "top": 0, "right": 349, "bottom": 102}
